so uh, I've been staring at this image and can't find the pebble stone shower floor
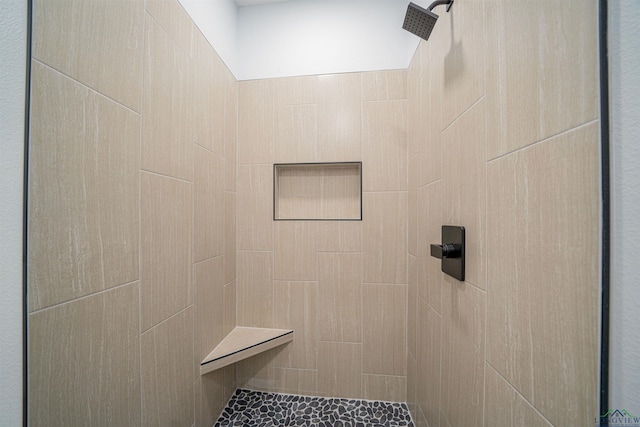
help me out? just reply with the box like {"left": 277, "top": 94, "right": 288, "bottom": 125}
{"left": 214, "top": 389, "right": 415, "bottom": 427}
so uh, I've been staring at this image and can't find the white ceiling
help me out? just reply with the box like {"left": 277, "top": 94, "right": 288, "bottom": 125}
{"left": 234, "top": 0, "right": 291, "bottom": 6}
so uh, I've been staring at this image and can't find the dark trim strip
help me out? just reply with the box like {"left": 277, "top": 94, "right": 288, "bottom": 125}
{"left": 598, "top": 0, "right": 611, "bottom": 423}
{"left": 23, "top": 0, "right": 33, "bottom": 425}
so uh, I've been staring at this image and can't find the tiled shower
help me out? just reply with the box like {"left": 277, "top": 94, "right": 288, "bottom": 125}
{"left": 26, "top": 0, "right": 600, "bottom": 426}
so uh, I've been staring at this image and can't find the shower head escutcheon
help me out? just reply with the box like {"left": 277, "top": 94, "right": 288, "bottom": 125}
{"left": 402, "top": 0, "right": 453, "bottom": 41}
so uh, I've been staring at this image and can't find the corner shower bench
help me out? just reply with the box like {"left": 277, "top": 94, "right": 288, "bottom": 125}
{"left": 200, "top": 327, "right": 294, "bottom": 375}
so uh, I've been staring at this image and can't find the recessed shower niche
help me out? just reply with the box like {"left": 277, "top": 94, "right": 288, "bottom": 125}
{"left": 274, "top": 162, "right": 362, "bottom": 220}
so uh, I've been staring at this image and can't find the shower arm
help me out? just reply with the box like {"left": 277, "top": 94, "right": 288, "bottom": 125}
{"left": 427, "top": 0, "right": 453, "bottom": 12}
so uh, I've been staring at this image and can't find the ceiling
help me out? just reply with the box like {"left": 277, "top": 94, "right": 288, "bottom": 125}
{"left": 234, "top": 0, "right": 291, "bottom": 6}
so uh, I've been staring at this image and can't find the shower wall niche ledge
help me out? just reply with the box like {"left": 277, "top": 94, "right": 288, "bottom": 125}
{"left": 274, "top": 162, "right": 362, "bottom": 220}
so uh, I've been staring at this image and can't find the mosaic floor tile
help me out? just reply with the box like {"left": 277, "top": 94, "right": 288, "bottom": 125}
{"left": 215, "top": 389, "right": 415, "bottom": 427}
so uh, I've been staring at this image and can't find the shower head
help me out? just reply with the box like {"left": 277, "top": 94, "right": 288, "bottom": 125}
{"left": 402, "top": 0, "right": 453, "bottom": 41}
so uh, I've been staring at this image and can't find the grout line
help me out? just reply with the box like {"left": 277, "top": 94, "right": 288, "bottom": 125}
{"left": 440, "top": 94, "right": 486, "bottom": 134}
{"left": 32, "top": 59, "right": 141, "bottom": 116}
{"left": 486, "top": 118, "right": 600, "bottom": 164}
{"left": 140, "top": 168, "right": 193, "bottom": 184}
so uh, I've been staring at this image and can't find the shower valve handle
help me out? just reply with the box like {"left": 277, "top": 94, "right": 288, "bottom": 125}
{"left": 430, "top": 243, "right": 461, "bottom": 259}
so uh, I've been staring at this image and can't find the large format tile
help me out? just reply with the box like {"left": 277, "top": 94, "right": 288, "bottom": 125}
{"left": 362, "top": 70, "right": 407, "bottom": 101}
{"left": 274, "top": 281, "right": 317, "bottom": 370}
{"left": 485, "top": 366, "right": 552, "bottom": 427}
{"left": 440, "top": 282, "right": 485, "bottom": 427}
{"left": 145, "top": 0, "right": 193, "bottom": 56}
{"left": 274, "top": 105, "right": 318, "bottom": 163}
{"left": 274, "top": 368, "right": 317, "bottom": 395}
{"left": 274, "top": 75, "right": 318, "bottom": 106}
{"left": 362, "top": 374, "right": 407, "bottom": 402}
{"left": 224, "top": 281, "right": 237, "bottom": 336}
{"left": 237, "top": 251, "right": 274, "bottom": 328}
{"left": 274, "top": 221, "right": 317, "bottom": 281}
{"left": 417, "top": 52, "right": 443, "bottom": 187}
{"left": 317, "top": 74, "right": 362, "bottom": 162}
{"left": 194, "top": 145, "right": 224, "bottom": 262}
{"left": 195, "top": 371, "right": 226, "bottom": 427}
{"left": 363, "top": 284, "right": 407, "bottom": 376}
{"left": 416, "top": 298, "right": 441, "bottom": 427}
{"left": 238, "top": 80, "right": 274, "bottom": 165}
{"left": 317, "top": 253, "right": 363, "bottom": 343}
{"left": 29, "top": 283, "right": 140, "bottom": 427}
{"left": 363, "top": 192, "right": 408, "bottom": 284}
{"left": 417, "top": 181, "right": 443, "bottom": 313}
{"left": 317, "top": 342, "right": 362, "bottom": 398}
{"left": 140, "top": 172, "right": 193, "bottom": 331}
{"left": 32, "top": 0, "right": 143, "bottom": 111}
{"left": 408, "top": 154, "right": 418, "bottom": 257}
{"left": 317, "top": 221, "right": 362, "bottom": 252}
{"left": 224, "top": 66, "right": 238, "bottom": 191}
{"left": 484, "top": 0, "right": 598, "bottom": 159}
{"left": 237, "top": 165, "right": 273, "bottom": 251}
{"left": 441, "top": 100, "right": 486, "bottom": 290}
{"left": 407, "top": 255, "right": 418, "bottom": 358}
{"left": 225, "top": 192, "right": 237, "bottom": 285}
{"left": 193, "top": 30, "right": 225, "bottom": 156}
{"left": 28, "top": 62, "right": 139, "bottom": 311}
{"left": 433, "top": 0, "right": 485, "bottom": 128}
{"left": 486, "top": 124, "right": 599, "bottom": 426}
{"left": 142, "top": 16, "right": 194, "bottom": 181}
{"left": 141, "top": 308, "right": 194, "bottom": 427}
{"left": 362, "top": 100, "right": 408, "bottom": 192}
{"left": 194, "top": 257, "right": 224, "bottom": 368}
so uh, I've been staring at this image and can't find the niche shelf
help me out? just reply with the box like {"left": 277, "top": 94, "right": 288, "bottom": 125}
{"left": 274, "top": 162, "right": 362, "bottom": 221}
{"left": 200, "top": 327, "right": 294, "bottom": 376}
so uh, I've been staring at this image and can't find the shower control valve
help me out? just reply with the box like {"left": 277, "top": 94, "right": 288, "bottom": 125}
{"left": 429, "top": 225, "right": 465, "bottom": 281}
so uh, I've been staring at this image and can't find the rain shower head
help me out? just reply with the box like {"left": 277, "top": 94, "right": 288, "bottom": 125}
{"left": 402, "top": 0, "right": 453, "bottom": 41}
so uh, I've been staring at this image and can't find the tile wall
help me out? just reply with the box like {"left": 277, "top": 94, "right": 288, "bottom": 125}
{"left": 235, "top": 70, "right": 409, "bottom": 401}
{"left": 406, "top": 0, "right": 600, "bottom": 426}
{"left": 27, "top": 0, "right": 237, "bottom": 425}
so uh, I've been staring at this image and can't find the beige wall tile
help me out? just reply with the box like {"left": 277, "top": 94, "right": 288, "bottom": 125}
{"left": 416, "top": 298, "right": 441, "bottom": 427}
{"left": 317, "top": 253, "right": 363, "bottom": 343}
{"left": 141, "top": 308, "right": 194, "bottom": 427}
{"left": 486, "top": 124, "right": 599, "bottom": 426}
{"left": 194, "top": 146, "right": 224, "bottom": 262}
{"left": 408, "top": 155, "right": 418, "bottom": 257}
{"left": 274, "top": 105, "right": 318, "bottom": 163}
{"left": 28, "top": 284, "right": 140, "bottom": 427}
{"left": 274, "top": 221, "right": 317, "bottom": 281}
{"left": 194, "top": 257, "right": 224, "bottom": 366}
{"left": 193, "top": 30, "right": 225, "bottom": 156}
{"left": 142, "top": 16, "right": 194, "bottom": 181}
{"left": 274, "top": 368, "right": 317, "bottom": 395}
{"left": 275, "top": 166, "right": 321, "bottom": 219}
{"left": 140, "top": 172, "right": 193, "bottom": 331}
{"left": 317, "top": 74, "right": 362, "bottom": 162}
{"left": 417, "top": 181, "right": 443, "bottom": 313}
{"left": 484, "top": 0, "right": 598, "bottom": 160}
{"left": 407, "top": 63, "right": 420, "bottom": 159}
{"left": 274, "top": 281, "right": 317, "bottom": 370}
{"left": 317, "top": 221, "right": 362, "bottom": 252}
{"left": 362, "top": 374, "right": 406, "bottom": 402}
{"left": 225, "top": 192, "right": 237, "bottom": 285}
{"left": 485, "top": 366, "right": 552, "bottom": 427}
{"left": 363, "top": 192, "right": 408, "bottom": 284}
{"left": 407, "top": 255, "right": 417, "bottom": 358}
{"left": 32, "top": 0, "right": 143, "bottom": 111}
{"left": 236, "top": 348, "right": 279, "bottom": 392}
{"left": 223, "top": 281, "right": 237, "bottom": 336}
{"left": 237, "top": 165, "right": 273, "bottom": 251}
{"left": 406, "top": 352, "right": 418, "bottom": 419}
{"left": 195, "top": 371, "right": 226, "bottom": 427}
{"left": 28, "top": 62, "right": 140, "bottom": 311}
{"left": 440, "top": 282, "right": 485, "bottom": 427}
{"left": 317, "top": 342, "right": 362, "bottom": 398}
{"left": 441, "top": 100, "right": 486, "bottom": 290}
{"left": 436, "top": 0, "right": 485, "bottom": 128}
{"left": 237, "top": 251, "right": 274, "bottom": 328}
{"left": 362, "top": 100, "right": 407, "bottom": 192}
{"left": 145, "top": 0, "right": 193, "bottom": 56}
{"left": 362, "top": 70, "right": 407, "bottom": 101}
{"left": 274, "top": 75, "right": 318, "bottom": 106}
{"left": 417, "top": 55, "right": 443, "bottom": 187}
{"left": 363, "top": 284, "right": 407, "bottom": 376}
{"left": 238, "top": 80, "right": 273, "bottom": 165}
{"left": 225, "top": 69, "right": 238, "bottom": 192}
